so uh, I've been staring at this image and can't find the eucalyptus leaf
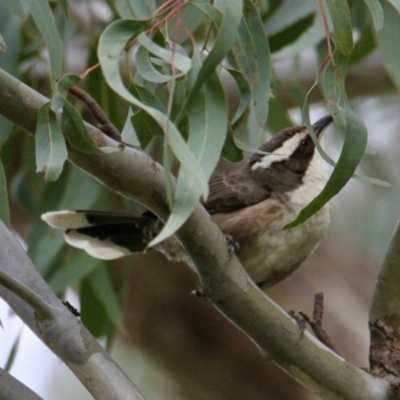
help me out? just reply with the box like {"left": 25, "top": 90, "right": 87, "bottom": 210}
{"left": 98, "top": 19, "right": 209, "bottom": 197}
{"left": 87, "top": 264, "right": 125, "bottom": 332}
{"left": 232, "top": 0, "right": 270, "bottom": 139}
{"left": 27, "top": 0, "right": 63, "bottom": 79}
{"left": 377, "top": 1, "right": 400, "bottom": 90}
{"left": 362, "top": 0, "right": 384, "bottom": 31}
{"left": 121, "top": 107, "right": 139, "bottom": 146}
{"left": 137, "top": 33, "right": 191, "bottom": 74}
{"left": 325, "top": 0, "right": 354, "bottom": 55}
{"left": 0, "top": 158, "right": 10, "bottom": 226}
{"left": 150, "top": 72, "right": 228, "bottom": 246}
{"left": 0, "top": 33, "right": 6, "bottom": 52}
{"left": 176, "top": 0, "right": 243, "bottom": 124}
{"left": 61, "top": 102, "right": 97, "bottom": 154}
{"left": 2, "top": 0, "right": 29, "bottom": 17}
{"left": 286, "top": 57, "right": 367, "bottom": 229}
{"left": 35, "top": 103, "right": 68, "bottom": 182}
{"left": 387, "top": 0, "right": 400, "bottom": 14}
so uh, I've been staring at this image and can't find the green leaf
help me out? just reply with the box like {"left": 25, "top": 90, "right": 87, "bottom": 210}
{"left": 58, "top": 0, "right": 69, "bottom": 16}
{"left": 0, "top": 158, "right": 10, "bottom": 226}
{"left": 137, "top": 33, "right": 191, "bottom": 74}
{"left": 231, "top": 0, "right": 270, "bottom": 146}
{"left": 377, "top": 1, "right": 400, "bottom": 91}
{"left": 62, "top": 102, "right": 97, "bottom": 154}
{"left": 35, "top": 103, "right": 68, "bottom": 182}
{"left": 222, "top": 126, "right": 244, "bottom": 162}
{"left": 286, "top": 57, "right": 367, "bottom": 229}
{"left": 0, "top": 33, "right": 6, "bottom": 52}
{"left": 121, "top": 107, "right": 139, "bottom": 146}
{"left": 48, "top": 251, "right": 100, "bottom": 294}
{"left": 265, "top": 0, "right": 317, "bottom": 35}
{"left": 386, "top": 0, "right": 400, "bottom": 14}
{"left": 136, "top": 46, "right": 180, "bottom": 84}
{"left": 131, "top": 109, "right": 163, "bottom": 149}
{"left": 4, "top": 331, "right": 21, "bottom": 372}
{"left": 271, "top": 11, "right": 326, "bottom": 59}
{"left": 286, "top": 108, "right": 366, "bottom": 229}
{"left": 98, "top": 19, "right": 209, "bottom": 197}
{"left": 27, "top": 0, "right": 63, "bottom": 78}
{"left": 0, "top": 115, "right": 13, "bottom": 151}
{"left": 80, "top": 277, "right": 109, "bottom": 337}
{"left": 325, "top": 0, "right": 354, "bottom": 55}
{"left": 266, "top": 97, "right": 292, "bottom": 133}
{"left": 227, "top": 68, "right": 251, "bottom": 126}
{"left": 2, "top": 0, "right": 29, "bottom": 17}
{"left": 87, "top": 264, "right": 125, "bottom": 332}
{"left": 150, "top": 72, "right": 228, "bottom": 246}
{"left": 349, "top": 23, "right": 376, "bottom": 65}
{"left": 363, "top": 0, "right": 384, "bottom": 31}
{"left": 176, "top": 0, "right": 243, "bottom": 123}
{"left": 113, "top": 0, "right": 155, "bottom": 19}
{"left": 268, "top": 14, "right": 316, "bottom": 53}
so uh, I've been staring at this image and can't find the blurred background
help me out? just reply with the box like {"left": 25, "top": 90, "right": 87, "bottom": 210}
{"left": 1, "top": 0, "right": 400, "bottom": 399}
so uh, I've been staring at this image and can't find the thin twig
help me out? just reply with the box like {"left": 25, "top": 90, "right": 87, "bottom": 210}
{"left": 69, "top": 86, "right": 121, "bottom": 141}
{"left": 300, "top": 293, "right": 340, "bottom": 355}
{"left": 318, "top": 0, "right": 336, "bottom": 67}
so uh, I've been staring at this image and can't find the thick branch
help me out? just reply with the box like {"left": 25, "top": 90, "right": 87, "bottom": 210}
{"left": 0, "top": 67, "right": 394, "bottom": 399}
{"left": 0, "top": 220, "right": 144, "bottom": 400}
{"left": 369, "top": 219, "right": 400, "bottom": 381}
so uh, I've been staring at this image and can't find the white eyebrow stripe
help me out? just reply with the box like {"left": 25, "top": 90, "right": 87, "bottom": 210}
{"left": 250, "top": 131, "right": 307, "bottom": 170}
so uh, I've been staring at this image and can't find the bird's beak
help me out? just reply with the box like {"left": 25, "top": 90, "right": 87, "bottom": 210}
{"left": 312, "top": 115, "right": 333, "bottom": 137}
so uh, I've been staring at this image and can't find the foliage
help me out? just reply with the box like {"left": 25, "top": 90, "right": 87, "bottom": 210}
{"left": 1, "top": 0, "right": 400, "bottom": 399}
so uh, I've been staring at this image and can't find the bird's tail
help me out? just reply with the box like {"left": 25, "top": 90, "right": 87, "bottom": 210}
{"left": 41, "top": 210, "right": 158, "bottom": 260}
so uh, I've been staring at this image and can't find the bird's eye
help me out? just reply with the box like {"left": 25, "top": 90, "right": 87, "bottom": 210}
{"left": 300, "top": 139, "right": 309, "bottom": 146}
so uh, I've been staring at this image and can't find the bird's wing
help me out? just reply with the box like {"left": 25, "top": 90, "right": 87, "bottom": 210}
{"left": 41, "top": 210, "right": 156, "bottom": 259}
{"left": 205, "top": 172, "right": 271, "bottom": 214}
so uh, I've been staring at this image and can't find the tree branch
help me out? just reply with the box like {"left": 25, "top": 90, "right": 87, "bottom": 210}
{"left": 369, "top": 219, "right": 400, "bottom": 384}
{"left": 0, "top": 67, "right": 394, "bottom": 399}
{"left": 0, "top": 367, "right": 43, "bottom": 400}
{"left": 0, "top": 218, "right": 144, "bottom": 399}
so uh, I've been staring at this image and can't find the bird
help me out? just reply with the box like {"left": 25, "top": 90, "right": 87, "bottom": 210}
{"left": 42, "top": 115, "right": 333, "bottom": 288}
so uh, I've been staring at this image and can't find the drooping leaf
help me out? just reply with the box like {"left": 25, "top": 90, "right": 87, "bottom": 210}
{"left": 121, "top": 107, "right": 139, "bottom": 146}
{"left": 349, "top": 23, "right": 376, "bottom": 65}
{"left": 265, "top": 0, "right": 317, "bottom": 35}
{"left": 222, "top": 126, "right": 244, "bottom": 162}
{"left": 325, "top": 0, "right": 354, "bottom": 55}
{"left": 150, "top": 72, "right": 228, "bottom": 246}
{"left": 0, "top": 158, "right": 10, "bottom": 226}
{"left": 27, "top": 0, "right": 63, "bottom": 79}
{"left": 227, "top": 68, "right": 251, "bottom": 126}
{"left": 131, "top": 109, "right": 163, "bottom": 149}
{"left": 231, "top": 0, "right": 270, "bottom": 147}
{"left": 176, "top": 0, "right": 243, "bottom": 124}
{"left": 377, "top": 1, "right": 400, "bottom": 91}
{"left": 61, "top": 102, "right": 97, "bottom": 154}
{"left": 35, "top": 103, "right": 68, "bottom": 182}
{"left": 87, "top": 264, "right": 125, "bottom": 332}
{"left": 0, "top": 33, "right": 6, "bottom": 52}
{"left": 286, "top": 57, "right": 367, "bottom": 229}
{"left": 362, "top": 0, "right": 384, "bottom": 32}
{"left": 2, "top": 0, "right": 29, "bottom": 17}
{"left": 137, "top": 33, "right": 191, "bottom": 74}
{"left": 387, "top": 0, "right": 400, "bottom": 14}
{"left": 98, "top": 19, "right": 209, "bottom": 198}
{"left": 80, "top": 276, "right": 109, "bottom": 337}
